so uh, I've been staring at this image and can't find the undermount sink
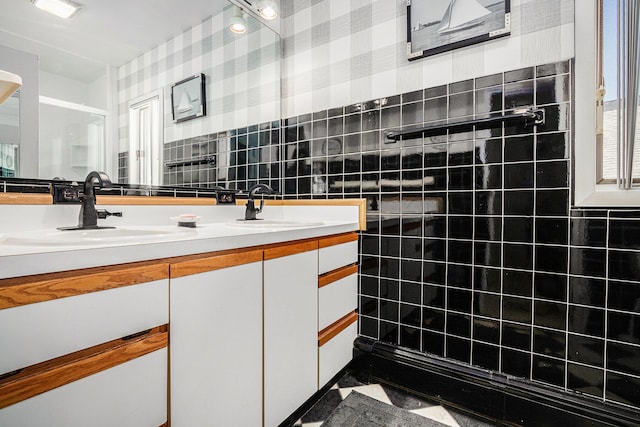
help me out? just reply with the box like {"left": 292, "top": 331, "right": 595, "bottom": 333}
{"left": 225, "top": 219, "right": 324, "bottom": 229}
{"left": 0, "top": 226, "right": 195, "bottom": 246}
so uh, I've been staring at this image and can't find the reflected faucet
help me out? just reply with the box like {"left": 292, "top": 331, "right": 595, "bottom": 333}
{"left": 58, "top": 171, "right": 122, "bottom": 230}
{"left": 244, "top": 183, "right": 276, "bottom": 220}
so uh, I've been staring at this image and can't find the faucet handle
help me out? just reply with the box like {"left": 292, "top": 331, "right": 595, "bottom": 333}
{"left": 96, "top": 209, "right": 123, "bottom": 219}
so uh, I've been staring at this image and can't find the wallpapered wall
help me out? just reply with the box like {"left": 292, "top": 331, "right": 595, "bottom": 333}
{"left": 279, "top": 0, "right": 574, "bottom": 118}
{"left": 116, "top": 4, "right": 280, "bottom": 151}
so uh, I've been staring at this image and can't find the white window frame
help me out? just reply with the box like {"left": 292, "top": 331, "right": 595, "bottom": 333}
{"left": 575, "top": 0, "right": 640, "bottom": 206}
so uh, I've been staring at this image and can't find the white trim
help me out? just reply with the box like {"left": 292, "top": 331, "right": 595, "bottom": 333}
{"left": 574, "top": 0, "right": 599, "bottom": 206}
{"left": 39, "top": 96, "right": 107, "bottom": 116}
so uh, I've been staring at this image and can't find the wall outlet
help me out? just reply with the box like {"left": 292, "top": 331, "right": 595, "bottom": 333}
{"left": 52, "top": 183, "right": 82, "bottom": 204}
{"left": 216, "top": 191, "right": 236, "bottom": 204}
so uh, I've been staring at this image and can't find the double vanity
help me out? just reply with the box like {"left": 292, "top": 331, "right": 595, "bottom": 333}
{"left": 0, "top": 199, "right": 362, "bottom": 426}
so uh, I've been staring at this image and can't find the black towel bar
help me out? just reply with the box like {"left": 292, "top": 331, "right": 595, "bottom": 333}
{"left": 385, "top": 108, "right": 545, "bottom": 141}
{"left": 164, "top": 155, "right": 216, "bottom": 168}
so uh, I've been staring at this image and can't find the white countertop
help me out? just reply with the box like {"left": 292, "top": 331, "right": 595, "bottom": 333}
{"left": 0, "top": 204, "right": 360, "bottom": 279}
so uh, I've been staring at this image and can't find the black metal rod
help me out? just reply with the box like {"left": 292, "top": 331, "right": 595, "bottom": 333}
{"left": 164, "top": 155, "right": 216, "bottom": 168}
{"left": 385, "top": 108, "right": 545, "bottom": 141}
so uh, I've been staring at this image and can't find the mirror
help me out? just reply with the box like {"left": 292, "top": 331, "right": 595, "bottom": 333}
{"left": 0, "top": 91, "right": 19, "bottom": 177}
{"left": 0, "top": 0, "right": 281, "bottom": 188}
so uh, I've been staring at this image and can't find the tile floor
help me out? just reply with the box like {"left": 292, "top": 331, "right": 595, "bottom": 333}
{"left": 293, "top": 372, "right": 498, "bottom": 427}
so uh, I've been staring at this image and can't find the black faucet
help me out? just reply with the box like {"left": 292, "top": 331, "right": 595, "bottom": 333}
{"left": 58, "top": 171, "right": 122, "bottom": 230}
{"left": 244, "top": 183, "right": 276, "bottom": 220}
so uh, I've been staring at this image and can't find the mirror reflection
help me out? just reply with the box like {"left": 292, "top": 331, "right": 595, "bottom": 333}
{"left": 0, "top": 92, "right": 19, "bottom": 177}
{"left": 0, "top": 0, "right": 281, "bottom": 189}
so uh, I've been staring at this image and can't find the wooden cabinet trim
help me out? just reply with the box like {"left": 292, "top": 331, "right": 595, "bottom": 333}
{"left": 318, "top": 232, "right": 358, "bottom": 249}
{"left": 0, "top": 262, "right": 169, "bottom": 310}
{"left": 0, "top": 325, "right": 168, "bottom": 409}
{"left": 0, "top": 232, "right": 353, "bottom": 308}
{"left": 0, "top": 193, "right": 52, "bottom": 205}
{"left": 263, "top": 240, "right": 318, "bottom": 261}
{"left": 318, "top": 311, "right": 358, "bottom": 347}
{"left": 234, "top": 199, "right": 366, "bottom": 230}
{"left": 318, "top": 264, "right": 358, "bottom": 288}
{"left": 170, "top": 248, "right": 263, "bottom": 278}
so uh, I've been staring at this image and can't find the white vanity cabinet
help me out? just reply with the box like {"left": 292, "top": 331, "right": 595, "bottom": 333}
{"left": 263, "top": 240, "right": 319, "bottom": 427}
{"left": 169, "top": 249, "right": 264, "bottom": 427}
{"left": 0, "top": 261, "right": 170, "bottom": 426}
{"left": 0, "top": 220, "right": 360, "bottom": 427}
{"left": 317, "top": 234, "right": 359, "bottom": 388}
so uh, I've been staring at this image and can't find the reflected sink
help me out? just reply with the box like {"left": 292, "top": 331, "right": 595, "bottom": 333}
{"left": 0, "top": 226, "right": 195, "bottom": 246}
{"left": 225, "top": 219, "right": 324, "bottom": 229}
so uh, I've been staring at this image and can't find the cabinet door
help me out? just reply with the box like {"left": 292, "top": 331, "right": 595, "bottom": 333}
{"left": 170, "top": 259, "right": 263, "bottom": 427}
{"left": 264, "top": 247, "right": 318, "bottom": 427}
{"left": 0, "top": 348, "right": 168, "bottom": 427}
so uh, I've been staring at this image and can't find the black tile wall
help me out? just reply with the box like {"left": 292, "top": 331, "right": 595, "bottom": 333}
{"left": 285, "top": 60, "right": 638, "bottom": 411}
{"left": 158, "top": 121, "right": 281, "bottom": 191}
{"left": 154, "top": 60, "right": 640, "bottom": 412}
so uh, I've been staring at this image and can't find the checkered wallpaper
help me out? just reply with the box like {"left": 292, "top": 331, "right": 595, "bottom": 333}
{"left": 280, "top": 0, "right": 574, "bottom": 118}
{"left": 116, "top": 4, "right": 281, "bottom": 151}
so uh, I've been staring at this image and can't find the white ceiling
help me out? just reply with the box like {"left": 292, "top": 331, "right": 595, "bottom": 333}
{"left": 0, "top": 0, "right": 231, "bottom": 83}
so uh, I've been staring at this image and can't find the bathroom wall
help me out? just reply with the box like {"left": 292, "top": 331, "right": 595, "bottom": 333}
{"left": 116, "top": 5, "right": 281, "bottom": 153}
{"left": 280, "top": 0, "right": 574, "bottom": 118}
{"left": 154, "top": 0, "right": 640, "bottom": 412}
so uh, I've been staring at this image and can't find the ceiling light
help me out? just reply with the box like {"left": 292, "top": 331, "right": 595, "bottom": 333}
{"left": 257, "top": 0, "right": 278, "bottom": 20}
{"left": 0, "top": 70, "right": 22, "bottom": 104}
{"left": 229, "top": 6, "right": 247, "bottom": 34}
{"left": 31, "top": 0, "right": 82, "bottom": 19}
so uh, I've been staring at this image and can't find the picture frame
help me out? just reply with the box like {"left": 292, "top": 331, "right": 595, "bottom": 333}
{"left": 406, "top": 0, "right": 510, "bottom": 60}
{"left": 171, "top": 74, "right": 206, "bottom": 123}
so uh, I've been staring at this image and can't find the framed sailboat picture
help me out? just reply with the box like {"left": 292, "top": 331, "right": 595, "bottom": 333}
{"left": 171, "top": 74, "right": 207, "bottom": 123}
{"left": 407, "top": 0, "right": 510, "bottom": 60}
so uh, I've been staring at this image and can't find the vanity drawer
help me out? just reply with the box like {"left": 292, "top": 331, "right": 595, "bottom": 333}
{"left": 0, "top": 267, "right": 169, "bottom": 376}
{"left": 318, "top": 267, "right": 357, "bottom": 331}
{"left": 0, "top": 347, "right": 168, "bottom": 426}
{"left": 318, "top": 317, "right": 357, "bottom": 388}
{"left": 318, "top": 233, "right": 358, "bottom": 275}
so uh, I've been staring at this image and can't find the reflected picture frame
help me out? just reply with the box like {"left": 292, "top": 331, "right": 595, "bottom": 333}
{"left": 407, "top": 0, "right": 510, "bottom": 60}
{"left": 171, "top": 74, "right": 206, "bottom": 123}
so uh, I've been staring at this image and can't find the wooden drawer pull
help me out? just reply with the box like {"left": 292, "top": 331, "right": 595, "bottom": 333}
{"left": 171, "top": 249, "right": 263, "bottom": 278}
{"left": 0, "top": 325, "right": 168, "bottom": 409}
{"left": 318, "top": 311, "right": 358, "bottom": 347}
{"left": 318, "top": 232, "right": 358, "bottom": 249}
{"left": 318, "top": 264, "right": 358, "bottom": 288}
{"left": 0, "top": 262, "right": 169, "bottom": 310}
{"left": 263, "top": 240, "right": 318, "bottom": 261}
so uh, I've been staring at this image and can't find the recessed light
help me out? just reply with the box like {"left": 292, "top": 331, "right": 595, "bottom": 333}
{"left": 229, "top": 6, "right": 247, "bottom": 34}
{"left": 257, "top": 0, "right": 278, "bottom": 20}
{"left": 31, "top": 0, "right": 82, "bottom": 19}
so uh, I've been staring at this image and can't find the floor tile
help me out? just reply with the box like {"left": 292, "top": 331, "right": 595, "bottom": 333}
{"left": 382, "top": 383, "right": 436, "bottom": 410}
{"left": 410, "top": 406, "right": 461, "bottom": 427}
{"left": 293, "top": 371, "right": 498, "bottom": 427}
{"left": 338, "top": 384, "right": 393, "bottom": 405}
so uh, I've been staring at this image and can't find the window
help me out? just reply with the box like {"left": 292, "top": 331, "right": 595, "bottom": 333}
{"left": 598, "top": 0, "right": 640, "bottom": 186}
{"left": 575, "top": 0, "right": 640, "bottom": 205}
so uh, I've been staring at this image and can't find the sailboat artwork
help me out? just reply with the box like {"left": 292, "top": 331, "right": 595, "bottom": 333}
{"left": 437, "top": 0, "right": 491, "bottom": 34}
{"left": 406, "top": 0, "right": 510, "bottom": 60}
{"left": 171, "top": 73, "right": 207, "bottom": 123}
